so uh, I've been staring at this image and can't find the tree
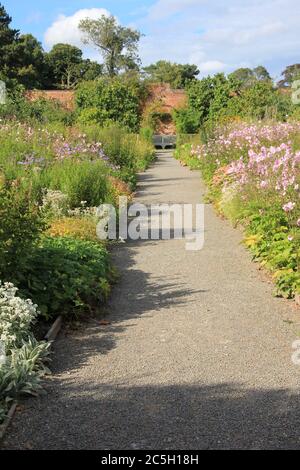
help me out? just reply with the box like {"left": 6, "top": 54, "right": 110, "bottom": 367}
{"left": 79, "top": 15, "right": 141, "bottom": 77}
{"left": 0, "top": 3, "right": 19, "bottom": 80}
{"left": 253, "top": 66, "right": 271, "bottom": 82}
{"left": 278, "top": 64, "right": 300, "bottom": 88}
{"left": 0, "top": 5, "right": 46, "bottom": 89}
{"left": 13, "top": 34, "right": 46, "bottom": 88}
{"left": 76, "top": 77, "right": 143, "bottom": 131}
{"left": 143, "top": 60, "right": 199, "bottom": 88}
{"left": 46, "top": 44, "right": 83, "bottom": 89}
{"left": 45, "top": 44, "right": 103, "bottom": 89}
{"left": 80, "top": 59, "right": 103, "bottom": 81}
{"left": 228, "top": 68, "right": 255, "bottom": 87}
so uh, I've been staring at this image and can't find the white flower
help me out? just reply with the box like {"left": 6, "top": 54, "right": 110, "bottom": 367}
{"left": 0, "top": 281, "right": 39, "bottom": 351}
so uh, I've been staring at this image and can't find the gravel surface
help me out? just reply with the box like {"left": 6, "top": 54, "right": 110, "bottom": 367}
{"left": 2, "top": 151, "right": 300, "bottom": 450}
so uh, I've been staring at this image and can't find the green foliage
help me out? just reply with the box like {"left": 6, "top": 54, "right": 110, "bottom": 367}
{"left": 185, "top": 73, "right": 295, "bottom": 132}
{"left": 175, "top": 123, "right": 300, "bottom": 298}
{"left": 0, "top": 3, "right": 46, "bottom": 89}
{"left": 173, "top": 108, "right": 200, "bottom": 134}
{"left": 0, "top": 338, "right": 51, "bottom": 421}
{"left": 76, "top": 78, "right": 144, "bottom": 131}
{"left": 238, "top": 82, "right": 278, "bottom": 119}
{"left": 244, "top": 209, "right": 300, "bottom": 298}
{"left": 45, "top": 43, "right": 103, "bottom": 90}
{"left": 20, "top": 236, "right": 112, "bottom": 320}
{"left": 0, "top": 184, "right": 45, "bottom": 284}
{"left": 186, "top": 76, "right": 216, "bottom": 127}
{"left": 143, "top": 60, "right": 199, "bottom": 88}
{"left": 278, "top": 64, "right": 300, "bottom": 88}
{"left": 79, "top": 14, "right": 141, "bottom": 76}
{"left": 0, "top": 282, "right": 51, "bottom": 423}
{"left": 81, "top": 124, "right": 155, "bottom": 175}
{"left": 228, "top": 66, "right": 271, "bottom": 88}
{"left": 0, "top": 87, "right": 75, "bottom": 125}
{"left": 44, "top": 159, "right": 111, "bottom": 208}
{"left": 12, "top": 34, "right": 46, "bottom": 89}
{"left": 140, "top": 127, "right": 153, "bottom": 143}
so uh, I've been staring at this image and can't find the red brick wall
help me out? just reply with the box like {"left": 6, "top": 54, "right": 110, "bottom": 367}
{"left": 146, "top": 84, "right": 187, "bottom": 112}
{"left": 26, "top": 90, "right": 75, "bottom": 111}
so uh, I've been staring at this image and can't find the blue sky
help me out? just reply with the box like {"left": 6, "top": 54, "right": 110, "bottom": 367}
{"left": 6, "top": 0, "right": 300, "bottom": 80}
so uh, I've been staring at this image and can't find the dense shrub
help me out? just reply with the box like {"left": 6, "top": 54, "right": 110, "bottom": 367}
{"left": 0, "top": 184, "right": 45, "bottom": 284}
{"left": 173, "top": 108, "right": 200, "bottom": 134}
{"left": 42, "top": 159, "right": 112, "bottom": 208}
{"left": 184, "top": 75, "right": 298, "bottom": 133}
{"left": 76, "top": 78, "right": 145, "bottom": 131}
{"left": 20, "top": 237, "right": 112, "bottom": 320}
{"left": 47, "top": 216, "right": 100, "bottom": 242}
{"left": 0, "top": 87, "right": 75, "bottom": 125}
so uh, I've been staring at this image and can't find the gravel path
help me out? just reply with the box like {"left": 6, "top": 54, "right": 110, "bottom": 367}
{"left": 2, "top": 151, "right": 300, "bottom": 450}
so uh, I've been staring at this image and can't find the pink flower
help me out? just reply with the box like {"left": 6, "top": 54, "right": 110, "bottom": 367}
{"left": 283, "top": 202, "right": 296, "bottom": 212}
{"left": 288, "top": 236, "right": 294, "bottom": 242}
{"left": 297, "top": 219, "right": 300, "bottom": 227}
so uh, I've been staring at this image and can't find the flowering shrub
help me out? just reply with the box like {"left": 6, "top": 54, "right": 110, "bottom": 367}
{"left": 47, "top": 217, "right": 100, "bottom": 242}
{"left": 0, "top": 282, "right": 39, "bottom": 351}
{"left": 176, "top": 121, "right": 300, "bottom": 298}
{"left": 0, "top": 282, "right": 50, "bottom": 423}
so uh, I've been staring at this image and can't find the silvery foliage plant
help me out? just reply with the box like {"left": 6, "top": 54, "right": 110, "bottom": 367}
{"left": 0, "top": 282, "right": 51, "bottom": 421}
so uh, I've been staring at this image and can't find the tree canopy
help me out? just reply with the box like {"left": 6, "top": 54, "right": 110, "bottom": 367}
{"left": 45, "top": 44, "right": 103, "bottom": 89}
{"left": 79, "top": 15, "right": 142, "bottom": 77}
{"left": 278, "top": 64, "right": 300, "bottom": 88}
{"left": 143, "top": 60, "right": 200, "bottom": 88}
{"left": 228, "top": 66, "right": 271, "bottom": 88}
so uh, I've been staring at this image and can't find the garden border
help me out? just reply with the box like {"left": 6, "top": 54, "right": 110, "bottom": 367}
{"left": 0, "top": 404, "right": 17, "bottom": 442}
{"left": 0, "top": 316, "right": 63, "bottom": 444}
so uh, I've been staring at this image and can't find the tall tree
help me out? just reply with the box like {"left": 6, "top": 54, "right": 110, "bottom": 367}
{"left": 13, "top": 34, "right": 46, "bottom": 88}
{"left": 0, "top": 3, "right": 19, "bottom": 79}
{"left": 46, "top": 44, "right": 83, "bottom": 89}
{"left": 228, "top": 68, "right": 255, "bottom": 87}
{"left": 278, "top": 64, "right": 300, "bottom": 88}
{"left": 46, "top": 44, "right": 103, "bottom": 89}
{"left": 80, "top": 59, "right": 103, "bottom": 81}
{"left": 229, "top": 66, "right": 272, "bottom": 89}
{"left": 0, "top": 5, "right": 46, "bottom": 88}
{"left": 143, "top": 61, "right": 199, "bottom": 88}
{"left": 79, "top": 15, "right": 141, "bottom": 77}
{"left": 253, "top": 66, "right": 271, "bottom": 82}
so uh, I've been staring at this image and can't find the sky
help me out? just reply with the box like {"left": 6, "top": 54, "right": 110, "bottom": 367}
{"left": 6, "top": 0, "right": 300, "bottom": 80}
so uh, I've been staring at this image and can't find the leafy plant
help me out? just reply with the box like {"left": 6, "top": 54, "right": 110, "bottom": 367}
{"left": 0, "top": 282, "right": 50, "bottom": 423}
{"left": 19, "top": 237, "right": 112, "bottom": 320}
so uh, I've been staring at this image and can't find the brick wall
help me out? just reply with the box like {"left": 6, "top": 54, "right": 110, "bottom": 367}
{"left": 26, "top": 90, "right": 75, "bottom": 110}
{"left": 26, "top": 84, "right": 188, "bottom": 134}
{"left": 146, "top": 84, "right": 187, "bottom": 112}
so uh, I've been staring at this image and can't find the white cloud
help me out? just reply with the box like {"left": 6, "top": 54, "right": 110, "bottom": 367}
{"left": 199, "top": 61, "right": 227, "bottom": 73}
{"left": 44, "top": 8, "right": 111, "bottom": 49}
{"left": 136, "top": 0, "right": 300, "bottom": 77}
{"left": 42, "top": 1, "right": 300, "bottom": 78}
